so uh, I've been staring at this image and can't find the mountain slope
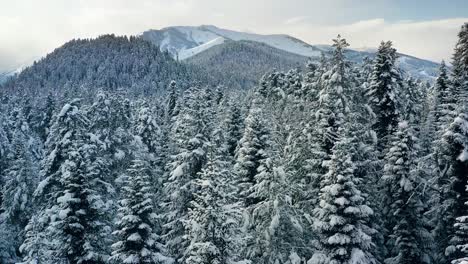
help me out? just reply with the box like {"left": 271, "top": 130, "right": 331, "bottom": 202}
{"left": 141, "top": 25, "right": 322, "bottom": 59}
{"left": 1, "top": 35, "right": 213, "bottom": 98}
{"left": 186, "top": 40, "right": 308, "bottom": 88}
{"left": 142, "top": 25, "right": 440, "bottom": 81}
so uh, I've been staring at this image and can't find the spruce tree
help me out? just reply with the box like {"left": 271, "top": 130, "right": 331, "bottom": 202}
{"left": 110, "top": 143, "right": 172, "bottom": 264}
{"left": 234, "top": 101, "right": 270, "bottom": 207}
{"left": 367, "top": 41, "right": 403, "bottom": 152}
{"left": 381, "top": 122, "right": 432, "bottom": 264}
{"left": 163, "top": 87, "right": 209, "bottom": 263}
{"left": 184, "top": 130, "right": 243, "bottom": 264}
{"left": 23, "top": 100, "right": 113, "bottom": 263}
{"left": 309, "top": 123, "right": 376, "bottom": 264}
{"left": 451, "top": 23, "right": 468, "bottom": 108}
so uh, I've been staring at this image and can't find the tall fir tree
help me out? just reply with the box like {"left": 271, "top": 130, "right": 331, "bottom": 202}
{"left": 184, "top": 129, "right": 244, "bottom": 264}
{"left": 234, "top": 100, "right": 270, "bottom": 207}
{"left": 366, "top": 41, "right": 403, "bottom": 153}
{"left": 381, "top": 121, "right": 432, "bottom": 264}
{"left": 163, "top": 87, "right": 209, "bottom": 263}
{"left": 110, "top": 140, "right": 172, "bottom": 264}
{"left": 309, "top": 121, "right": 376, "bottom": 264}
{"left": 22, "top": 100, "right": 113, "bottom": 263}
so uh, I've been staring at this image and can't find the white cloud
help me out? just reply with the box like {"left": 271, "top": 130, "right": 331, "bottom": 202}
{"left": 284, "top": 16, "right": 310, "bottom": 25}
{"left": 0, "top": 0, "right": 466, "bottom": 71}
{"left": 276, "top": 18, "right": 467, "bottom": 63}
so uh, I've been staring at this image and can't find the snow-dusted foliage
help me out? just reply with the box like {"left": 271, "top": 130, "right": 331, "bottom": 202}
{"left": 162, "top": 87, "right": 210, "bottom": 263}
{"left": 110, "top": 144, "right": 172, "bottom": 264}
{"left": 366, "top": 41, "right": 403, "bottom": 152}
{"left": 381, "top": 122, "right": 432, "bottom": 264}
{"left": 184, "top": 129, "right": 243, "bottom": 264}
{"left": 1, "top": 21, "right": 468, "bottom": 264}
{"left": 309, "top": 123, "right": 376, "bottom": 264}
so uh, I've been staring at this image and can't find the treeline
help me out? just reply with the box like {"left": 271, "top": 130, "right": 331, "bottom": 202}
{"left": 0, "top": 23, "right": 467, "bottom": 264}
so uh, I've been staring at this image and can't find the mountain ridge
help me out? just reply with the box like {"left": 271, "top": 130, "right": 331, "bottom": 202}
{"left": 141, "top": 25, "right": 440, "bottom": 81}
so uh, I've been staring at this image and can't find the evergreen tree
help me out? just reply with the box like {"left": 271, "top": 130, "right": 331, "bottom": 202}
{"left": 163, "top": 87, "right": 209, "bottom": 263}
{"left": 433, "top": 114, "right": 468, "bottom": 263}
{"left": 381, "top": 122, "right": 432, "bottom": 264}
{"left": 309, "top": 123, "right": 376, "bottom": 264}
{"left": 110, "top": 142, "right": 172, "bottom": 264}
{"left": 433, "top": 61, "right": 456, "bottom": 134}
{"left": 184, "top": 130, "right": 243, "bottom": 264}
{"left": 166, "top": 80, "right": 180, "bottom": 120}
{"left": 223, "top": 101, "right": 244, "bottom": 157}
{"left": 367, "top": 41, "right": 403, "bottom": 152}
{"left": 0, "top": 108, "right": 38, "bottom": 262}
{"left": 234, "top": 101, "right": 270, "bottom": 207}
{"left": 315, "top": 35, "right": 352, "bottom": 155}
{"left": 23, "top": 100, "right": 113, "bottom": 263}
{"left": 451, "top": 23, "right": 468, "bottom": 108}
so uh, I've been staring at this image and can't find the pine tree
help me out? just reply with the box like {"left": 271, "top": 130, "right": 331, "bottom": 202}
{"left": 0, "top": 108, "right": 38, "bottom": 262}
{"left": 223, "top": 101, "right": 244, "bottom": 157}
{"left": 163, "top": 87, "right": 209, "bottom": 263}
{"left": 1, "top": 108, "right": 37, "bottom": 227}
{"left": 433, "top": 114, "right": 468, "bottom": 263}
{"left": 110, "top": 143, "right": 172, "bottom": 264}
{"left": 315, "top": 35, "right": 352, "bottom": 155}
{"left": 451, "top": 23, "right": 468, "bottom": 108}
{"left": 244, "top": 156, "right": 305, "bottom": 264}
{"left": 23, "top": 100, "right": 113, "bottom": 263}
{"left": 234, "top": 101, "right": 270, "bottom": 207}
{"left": 309, "top": 122, "right": 376, "bottom": 264}
{"left": 433, "top": 61, "right": 457, "bottom": 134}
{"left": 184, "top": 130, "right": 243, "bottom": 264}
{"left": 381, "top": 122, "right": 432, "bottom": 264}
{"left": 367, "top": 41, "right": 403, "bottom": 152}
{"left": 166, "top": 80, "right": 180, "bottom": 120}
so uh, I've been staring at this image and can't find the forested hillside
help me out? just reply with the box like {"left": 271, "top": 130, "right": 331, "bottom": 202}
{"left": 1, "top": 35, "right": 214, "bottom": 99}
{"left": 186, "top": 40, "right": 308, "bottom": 89}
{"left": 0, "top": 22, "right": 467, "bottom": 264}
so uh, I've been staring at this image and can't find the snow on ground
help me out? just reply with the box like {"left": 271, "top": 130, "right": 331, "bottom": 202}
{"left": 178, "top": 37, "right": 225, "bottom": 60}
{"left": 149, "top": 25, "right": 322, "bottom": 60}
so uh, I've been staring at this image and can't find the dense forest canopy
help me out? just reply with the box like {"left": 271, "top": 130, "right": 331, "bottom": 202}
{"left": 0, "top": 22, "right": 467, "bottom": 264}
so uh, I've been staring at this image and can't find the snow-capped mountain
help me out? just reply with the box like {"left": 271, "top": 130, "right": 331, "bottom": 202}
{"left": 141, "top": 25, "right": 323, "bottom": 60}
{"left": 141, "top": 25, "right": 440, "bottom": 81}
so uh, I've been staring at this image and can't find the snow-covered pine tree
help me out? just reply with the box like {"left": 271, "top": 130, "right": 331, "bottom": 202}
{"left": 451, "top": 23, "right": 468, "bottom": 108}
{"left": 135, "top": 104, "right": 163, "bottom": 155}
{"left": 432, "top": 113, "right": 468, "bottom": 263}
{"left": 166, "top": 80, "right": 180, "bottom": 120}
{"left": 222, "top": 101, "right": 244, "bottom": 157}
{"left": 0, "top": 108, "right": 38, "bottom": 262}
{"left": 110, "top": 139, "right": 172, "bottom": 264}
{"left": 402, "top": 77, "right": 425, "bottom": 129}
{"left": 381, "top": 121, "right": 432, "bottom": 264}
{"left": 305, "top": 35, "right": 353, "bottom": 216}
{"left": 433, "top": 61, "right": 457, "bottom": 134}
{"left": 184, "top": 128, "right": 243, "bottom": 264}
{"left": 244, "top": 156, "right": 305, "bottom": 264}
{"left": 366, "top": 41, "right": 403, "bottom": 153}
{"left": 433, "top": 24, "right": 468, "bottom": 263}
{"left": 0, "top": 108, "right": 37, "bottom": 228}
{"left": 163, "top": 87, "right": 209, "bottom": 263}
{"left": 315, "top": 35, "right": 351, "bottom": 155}
{"left": 234, "top": 100, "right": 270, "bottom": 207}
{"left": 309, "top": 121, "right": 376, "bottom": 264}
{"left": 23, "top": 100, "right": 113, "bottom": 263}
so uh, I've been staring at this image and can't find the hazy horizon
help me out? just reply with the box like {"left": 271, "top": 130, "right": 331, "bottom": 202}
{"left": 1, "top": 0, "right": 467, "bottom": 71}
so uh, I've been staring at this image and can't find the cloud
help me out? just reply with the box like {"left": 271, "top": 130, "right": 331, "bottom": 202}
{"left": 277, "top": 18, "right": 467, "bottom": 63}
{"left": 284, "top": 16, "right": 309, "bottom": 25}
{"left": 0, "top": 0, "right": 466, "bottom": 71}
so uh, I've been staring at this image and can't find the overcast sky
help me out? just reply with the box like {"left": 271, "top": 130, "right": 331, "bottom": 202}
{"left": 1, "top": 0, "right": 467, "bottom": 71}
